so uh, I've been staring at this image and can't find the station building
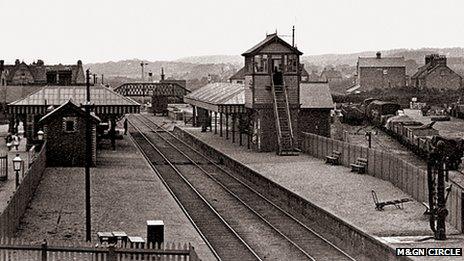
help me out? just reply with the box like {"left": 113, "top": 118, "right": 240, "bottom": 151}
{"left": 7, "top": 85, "right": 140, "bottom": 165}
{"left": 184, "top": 33, "right": 333, "bottom": 155}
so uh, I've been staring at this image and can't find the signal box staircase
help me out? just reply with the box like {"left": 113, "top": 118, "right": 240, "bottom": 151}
{"left": 271, "top": 80, "right": 298, "bottom": 156}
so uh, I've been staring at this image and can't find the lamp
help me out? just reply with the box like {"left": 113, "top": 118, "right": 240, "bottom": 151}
{"left": 13, "top": 154, "right": 22, "bottom": 188}
{"left": 37, "top": 130, "right": 44, "bottom": 141}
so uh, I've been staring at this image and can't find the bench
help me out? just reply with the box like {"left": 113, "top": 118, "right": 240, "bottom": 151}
{"left": 325, "top": 150, "right": 342, "bottom": 165}
{"left": 350, "top": 157, "right": 368, "bottom": 174}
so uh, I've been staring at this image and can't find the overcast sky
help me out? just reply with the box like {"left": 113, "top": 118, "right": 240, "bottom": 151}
{"left": 1, "top": 0, "right": 463, "bottom": 64}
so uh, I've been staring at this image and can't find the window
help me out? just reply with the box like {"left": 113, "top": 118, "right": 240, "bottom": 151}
{"left": 254, "top": 55, "right": 268, "bottom": 73}
{"left": 63, "top": 117, "right": 77, "bottom": 132}
{"left": 383, "top": 69, "right": 388, "bottom": 75}
{"left": 285, "top": 54, "right": 298, "bottom": 73}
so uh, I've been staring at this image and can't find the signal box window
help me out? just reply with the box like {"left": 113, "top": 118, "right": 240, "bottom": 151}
{"left": 254, "top": 55, "right": 268, "bottom": 73}
{"left": 285, "top": 55, "right": 298, "bottom": 73}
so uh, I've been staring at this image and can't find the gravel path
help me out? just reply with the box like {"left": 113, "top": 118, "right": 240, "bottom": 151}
{"left": 14, "top": 135, "right": 216, "bottom": 261}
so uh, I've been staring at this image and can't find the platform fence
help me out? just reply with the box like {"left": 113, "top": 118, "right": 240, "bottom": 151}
{"left": 301, "top": 132, "right": 464, "bottom": 233}
{"left": 0, "top": 143, "right": 47, "bottom": 238}
{"left": 0, "top": 237, "right": 200, "bottom": 261}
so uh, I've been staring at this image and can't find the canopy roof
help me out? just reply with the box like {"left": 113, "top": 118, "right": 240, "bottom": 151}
{"left": 8, "top": 85, "right": 140, "bottom": 115}
{"left": 184, "top": 82, "right": 245, "bottom": 113}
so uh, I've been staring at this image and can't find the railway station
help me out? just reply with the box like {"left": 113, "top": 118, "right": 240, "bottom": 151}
{"left": 1, "top": 25, "right": 464, "bottom": 261}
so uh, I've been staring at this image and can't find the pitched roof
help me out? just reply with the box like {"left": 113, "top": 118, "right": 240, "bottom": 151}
{"left": 10, "top": 85, "right": 139, "bottom": 106}
{"left": 39, "top": 99, "right": 100, "bottom": 123}
{"left": 242, "top": 33, "right": 303, "bottom": 56}
{"left": 321, "top": 68, "right": 342, "bottom": 79}
{"left": 230, "top": 67, "right": 246, "bottom": 80}
{"left": 300, "top": 82, "right": 334, "bottom": 109}
{"left": 358, "top": 57, "right": 405, "bottom": 68}
{"left": 184, "top": 82, "right": 244, "bottom": 106}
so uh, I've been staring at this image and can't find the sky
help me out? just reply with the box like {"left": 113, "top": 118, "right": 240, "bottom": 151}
{"left": 1, "top": 0, "right": 464, "bottom": 64}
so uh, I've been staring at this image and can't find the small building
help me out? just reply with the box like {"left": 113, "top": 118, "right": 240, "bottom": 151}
{"left": 0, "top": 59, "right": 85, "bottom": 86}
{"left": 299, "top": 82, "right": 334, "bottom": 138}
{"left": 302, "top": 69, "right": 325, "bottom": 83}
{"left": 320, "top": 67, "right": 342, "bottom": 83}
{"left": 229, "top": 67, "right": 246, "bottom": 84}
{"left": 8, "top": 85, "right": 140, "bottom": 149}
{"left": 411, "top": 54, "right": 463, "bottom": 90}
{"left": 356, "top": 52, "right": 406, "bottom": 91}
{"left": 39, "top": 100, "right": 100, "bottom": 167}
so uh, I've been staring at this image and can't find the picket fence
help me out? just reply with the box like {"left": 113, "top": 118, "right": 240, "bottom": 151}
{"left": 301, "top": 132, "right": 464, "bottom": 232}
{"left": 0, "top": 237, "right": 200, "bottom": 261}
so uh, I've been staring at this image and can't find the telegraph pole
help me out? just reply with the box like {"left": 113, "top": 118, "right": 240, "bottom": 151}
{"left": 427, "top": 140, "right": 449, "bottom": 240}
{"left": 85, "top": 69, "right": 92, "bottom": 241}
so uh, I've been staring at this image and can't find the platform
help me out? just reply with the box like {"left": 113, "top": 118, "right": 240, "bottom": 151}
{"left": 145, "top": 114, "right": 464, "bottom": 261}
{"left": 13, "top": 134, "right": 216, "bottom": 261}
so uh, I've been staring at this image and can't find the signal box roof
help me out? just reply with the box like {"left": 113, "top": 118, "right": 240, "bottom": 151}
{"left": 242, "top": 33, "right": 303, "bottom": 56}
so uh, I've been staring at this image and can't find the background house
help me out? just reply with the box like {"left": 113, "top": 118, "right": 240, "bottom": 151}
{"left": 356, "top": 52, "right": 406, "bottom": 91}
{"left": 0, "top": 59, "right": 85, "bottom": 86}
{"left": 411, "top": 54, "right": 463, "bottom": 90}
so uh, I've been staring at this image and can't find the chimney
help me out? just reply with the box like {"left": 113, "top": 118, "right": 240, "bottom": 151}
{"left": 160, "top": 67, "right": 165, "bottom": 81}
{"left": 376, "top": 52, "right": 381, "bottom": 59}
{"left": 37, "top": 59, "right": 44, "bottom": 66}
{"left": 15, "top": 59, "right": 20, "bottom": 65}
{"left": 0, "top": 60, "right": 4, "bottom": 71}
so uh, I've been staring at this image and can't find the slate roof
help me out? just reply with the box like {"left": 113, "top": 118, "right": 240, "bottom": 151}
{"left": 230, "top": 67, "right": 246, "bottom": 81}
{"left": 184, "top": 82, "right": 244, "bottom": 106}
{"left": 300, "top": 82, "right": 334, "bottom": 109}
{"left": 242, "top": 33, "right": 303, "bottom": 56}
{"left": 358, "top": 57, "right": 405, "bottom": 68}
{"left": 39, "top": 99, "right": 101, "bottom": 123}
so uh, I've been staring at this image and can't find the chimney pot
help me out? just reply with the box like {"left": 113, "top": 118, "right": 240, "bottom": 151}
{"left": 376, "top": 52, "right": 381, "bottom": 59}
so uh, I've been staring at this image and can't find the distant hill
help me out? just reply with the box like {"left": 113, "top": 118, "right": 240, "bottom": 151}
{"left": 85, "top": 47, "right": 464, "bottom": 89}
{"left": 175, "top": 55, "right": 243, "bottom": 66}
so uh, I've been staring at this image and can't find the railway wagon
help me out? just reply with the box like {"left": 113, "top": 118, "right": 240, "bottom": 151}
{"left": 366, "top": 101, "right": 401, "bottom": 126}
{"left": 340, "top": 104, "right": 365, "bottom": 124}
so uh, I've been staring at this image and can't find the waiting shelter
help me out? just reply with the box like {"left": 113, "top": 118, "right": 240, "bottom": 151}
{"left": 7, "top": 85, "right": 140, "bottom": 149}
{"left": 39, "top": 100, "right": 100, "bottom": 167}
{"left": 184, "top": 82, "right": 250, "bottom": 146}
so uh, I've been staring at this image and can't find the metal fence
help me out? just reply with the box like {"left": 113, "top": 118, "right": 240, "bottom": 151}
{"left": 301, "top": 132, "right": 464, "bottom": 233}
{"left": 0, "top": 237, "right": 200, "bottom": 261}
{"left": 0, "top": 144, "right": 47, "bottom": 237}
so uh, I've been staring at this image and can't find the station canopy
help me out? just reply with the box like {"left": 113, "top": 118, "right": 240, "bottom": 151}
{"left": 184, "top": 82, "right": 245, "bottom": 114}
{"left": 8, "top": 85, "right": 140, "bottom": 115}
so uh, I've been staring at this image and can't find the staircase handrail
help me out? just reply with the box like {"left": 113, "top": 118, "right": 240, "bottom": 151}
{"left": 270, "top": 77, "right": 282, "bottom": 154}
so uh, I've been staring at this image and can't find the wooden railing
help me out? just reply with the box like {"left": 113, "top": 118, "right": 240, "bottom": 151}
{"left": 0, "top": 237, "right": 201, "bottom": 261}
{"left": 270, "top": 78, "right": 282, "bottom": 154}
{"left": 282, "top": 82, "right": 294, "bottom": 149}
{"left": 0, "top": 143, "right": 47, "bottom": 237}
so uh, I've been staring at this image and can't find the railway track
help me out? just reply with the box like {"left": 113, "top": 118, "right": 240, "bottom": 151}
{"left": 129, "top": 114, "right": 356, "bottom": 261}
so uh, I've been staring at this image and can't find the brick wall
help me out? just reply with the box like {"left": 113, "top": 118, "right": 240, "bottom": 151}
{"left": 43, "top": 113, "right": 97, "bottom": 167}
{"left": 298, "top": 109, "right": 331, "bottom": 138}
{"left": 424, "top": 66, "right": 462, "bottom": 90}
{"left": 359, "top": 67, "right": 406, "bottom": 90}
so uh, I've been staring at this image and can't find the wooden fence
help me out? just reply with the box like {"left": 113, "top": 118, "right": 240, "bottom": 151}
{"left": 301, "top": 132, "right": 464, "bottom": 233}
{"left": 0, "top": 143, "right": 47, "bottom": 237}
{"left": 0, "top": 237, "right": 200, "bottom": 261}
